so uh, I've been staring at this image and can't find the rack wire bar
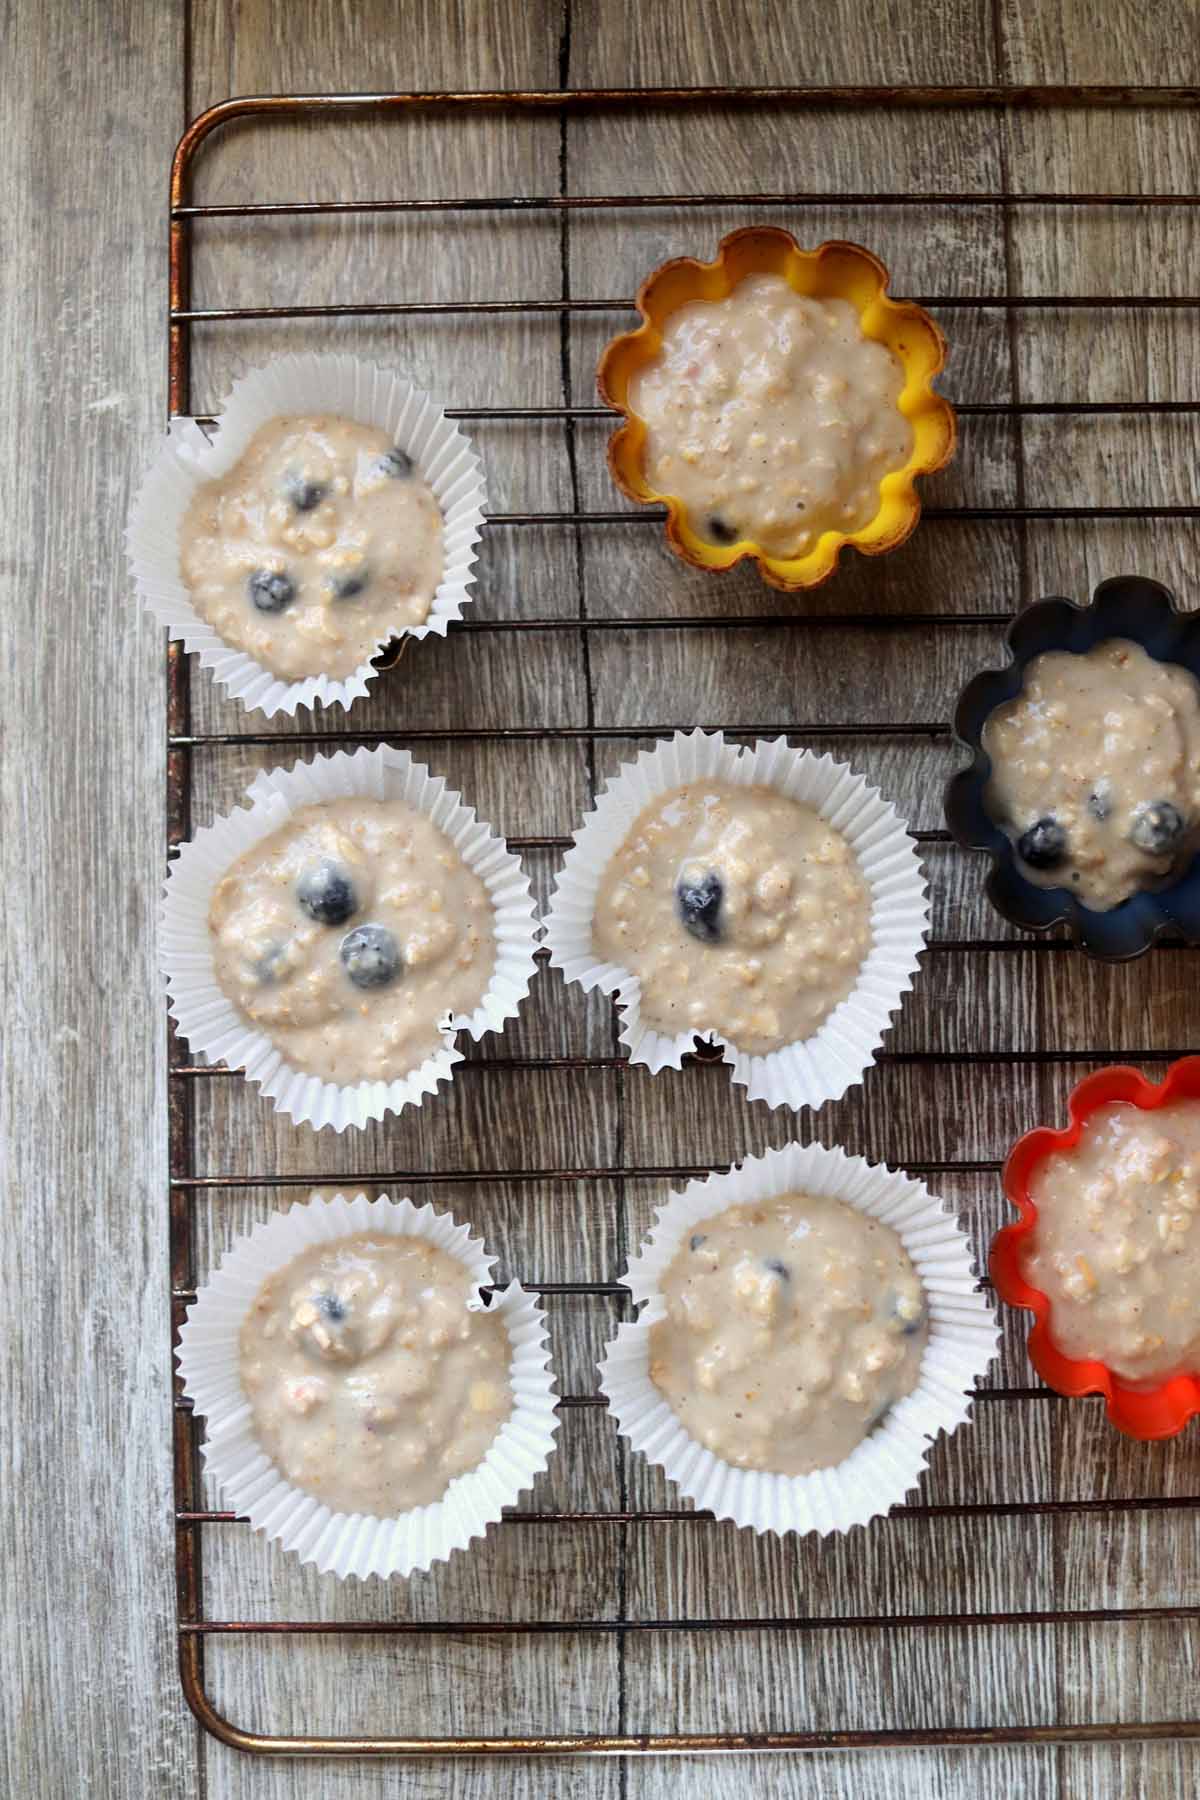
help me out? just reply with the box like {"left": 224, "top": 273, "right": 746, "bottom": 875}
{"left": 168, "top": 83, "right": 1200, "bottom": 1759}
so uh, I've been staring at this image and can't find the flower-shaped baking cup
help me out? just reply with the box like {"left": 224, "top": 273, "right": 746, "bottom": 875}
{"left": 992, "top": 1058, "right": 1200, "bottom": 1439}
{"left": 945, "top": 575, "right": 1200, "bottom": 960}
{"left": 597, "top": 227, "right": 955, "bottom": 591}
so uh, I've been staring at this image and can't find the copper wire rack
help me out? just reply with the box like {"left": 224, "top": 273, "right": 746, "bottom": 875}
{"left": 167, "top": 85, "right": 1200, "bottom": 1759}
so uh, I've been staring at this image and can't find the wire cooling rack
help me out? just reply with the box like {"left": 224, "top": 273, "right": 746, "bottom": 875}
{"left": 167, "top": 86, "right": 1200, "bottom": 1758}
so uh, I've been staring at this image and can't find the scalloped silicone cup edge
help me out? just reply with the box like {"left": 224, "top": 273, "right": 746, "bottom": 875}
{"left": 596, "top": 231, "right": 955, "bottom": 587}
{"left": 944, "top": 582, "right": 1200, "bottom": 957}
{"left": 992, "top": 1056, "right": 1200, "bottom": 1438}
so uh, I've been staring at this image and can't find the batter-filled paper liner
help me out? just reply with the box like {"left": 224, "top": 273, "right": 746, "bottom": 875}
{"left": 160, "top": 745, "right": 537, "bottom": 1132}
{"left": 542, "top": 729, "right": 929, "bottom": 1111}
{"left": 127, "top": 352, "right": 487, "bottom": 718}
{"left": 599, "top": 1141, "right": 998, "bottom": 1536}
{"left": 177, "top": 1193, "right": 559, "bottom": 1580}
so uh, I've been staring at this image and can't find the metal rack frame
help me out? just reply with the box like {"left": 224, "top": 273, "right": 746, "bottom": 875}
{"left": 168, "top": 84, "right": 1200, "bottom": 1758}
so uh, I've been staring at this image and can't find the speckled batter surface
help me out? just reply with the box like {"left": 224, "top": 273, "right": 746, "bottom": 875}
{"left": 983, "top": 639, "right": 1200, "bottom": 909}
{"left": 649, "top": 1192, "right": 928, "bottom": 1474}
{"left": 592, "top": 779, "right": 871, "bottom": 1055}
{"left": 180, "top": 414, "right": 444, "bottom": 681}
{"left": 1025, "top": 1099, "right": 1200, "bottom": 1382}
{"left": 629, "top": 273, "right": 912, "bottom": 558}
{"left": 238, "top": 1233, "right": 512, "bottom": 1515}
{"left": 208, "top": 797, "right": 494, "bottom": 1084}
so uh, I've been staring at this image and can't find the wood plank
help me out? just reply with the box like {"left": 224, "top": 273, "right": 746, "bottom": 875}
{"left": 0, "top": 0, "right": 198, "bottom": 1795}
{"left": 169, "top": 2, "right": 1200, "bottom": 1795}
{"left": 628, "top": 1750, "right": 1058, "bottom": 1799}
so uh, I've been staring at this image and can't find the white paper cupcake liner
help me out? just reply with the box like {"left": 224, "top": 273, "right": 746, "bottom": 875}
{"left": 161, "top": 745, "right": 537, "bottom": 1131}
{"left": 127, "top": 352, "right": 487, "bottom": 717}
{"left": 542, "top": 729, "right": 929, "bottom": 1111}
{"left": 599, "top": 1141, "right": 997, "bottom": 1537}
{"left": 177, "top": 1192, "right": 558, "bottom": 1580}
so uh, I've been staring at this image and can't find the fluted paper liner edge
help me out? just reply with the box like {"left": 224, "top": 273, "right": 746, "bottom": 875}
{"left": 599, "top": 1140, "right": 998, "bottom": 1536}
{"left": 176, "top": 1192, "right": 559, "bottom": 1580}
{"left": 543, "top": 729, "right": 929, "bottom": 1111}
{"left": 126, "top": 352, "right": 487, "bottom": 717}
{"left": 159, "top": 745, "right": 537, "bottom": 1131}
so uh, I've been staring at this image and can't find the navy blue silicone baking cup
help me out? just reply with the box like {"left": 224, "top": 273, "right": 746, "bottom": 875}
{"left": 944, "top": 575, "right": 1200, "bottom": 961}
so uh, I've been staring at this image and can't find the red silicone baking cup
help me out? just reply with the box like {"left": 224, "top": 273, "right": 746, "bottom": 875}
{"left": 992, "top": 1056, "right": 1200, "bottom": 1438}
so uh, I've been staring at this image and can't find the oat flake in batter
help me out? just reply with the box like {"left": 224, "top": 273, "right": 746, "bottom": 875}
{"left": 208, "top": 797, "right": 494, "bottom": 1084}
{"left": 983, "top": 638, "right": 1200, "bottom": 910}
{"left": 180, "top": 414, "right": 444, "bottom": 681}
{"left": 1025, "top": 1100, "right": 1200, "bottom": 1383}
{"left": 238, "top": 1233, "right": 512, "bottom": 1515}
{"left": 629, "top": 273, "right": 913, "bottom": 558}
{"left": 592, "top": 779, "right": 872, "bottom": 1056}
{"left": 649, "top": 1193, "right": 928, "bottom": 1474}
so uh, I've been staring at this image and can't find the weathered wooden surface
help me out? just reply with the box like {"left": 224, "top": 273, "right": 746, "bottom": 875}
{"left": 10, "top": 0, "right": 1200, "bottom": 1794}
{"left": 0, "top": 3, "right": 199, "bottom": 1798}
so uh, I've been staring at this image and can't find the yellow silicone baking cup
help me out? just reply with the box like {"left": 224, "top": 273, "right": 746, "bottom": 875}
{"left": 597, "top": 227, "right": 956, "bottom": 591}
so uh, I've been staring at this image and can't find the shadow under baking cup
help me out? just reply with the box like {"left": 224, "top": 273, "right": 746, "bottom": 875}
{"left": 944, "top": 574, "right": 1200, "bottom": 960}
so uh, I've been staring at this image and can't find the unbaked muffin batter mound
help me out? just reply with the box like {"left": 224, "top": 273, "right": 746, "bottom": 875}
{"left": 239, "top": 1233, "right": 512, "bottom": 1516}
{"left": 180, "top": 414, "right": 444, "bottom": 681}
{"left": 1025, "top": 1099, "right": 1200, "bottom": 1382}
{"left": 983, "top": 638, "right": 1200, "bottom": 909}
{"left": 629, "top": 273, "right": 913, "bottom": 558}
{"left": 209, "top": 797, "right": 494, "bottom": 1084}
{"left": 592, "top": 779, "right": 871, "bottom": 1055}
{"left": 649, "top": 1193, "right": 928, "bottom": 1474}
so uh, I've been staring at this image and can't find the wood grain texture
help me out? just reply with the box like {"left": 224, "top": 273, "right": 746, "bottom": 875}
{"left": 180, "top": 0, "right": 1200, "bottom": 1792}
{"left": 0, "top": 2, "right": 198, "bottom": 1797}
{"left": 15, "top": 0, "right": 1200, "bottom": 1794}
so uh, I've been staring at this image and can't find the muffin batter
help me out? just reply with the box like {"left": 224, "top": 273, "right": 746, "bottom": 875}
{"left": 593, "top": 779, "right": 871, "bottom": 1055}
{"left": 238, "top": 1233, "right": 512, "bottom": 1515}
{"left": 983, "top": 638, "right": 1200, "bottom": 909}
{"left": 209, "top": 797, "right": 494, "bottom": 1083}
{"left": 1024, "top": 1099, "right": 1200, "bottom": 1383}
{"left": 629, "top": 274, "right": 912, "bottom": 558}
{"left": 180, "top": 414, "right": 444, "bottom": 680}
{"left": 649, "top": 1193, "right": 928, "bottom": 1474}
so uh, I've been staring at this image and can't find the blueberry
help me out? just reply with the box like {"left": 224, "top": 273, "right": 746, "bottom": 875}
{"left": 1130, "top": 800, "right": 1186, "bottom": 856}
{"left": 340, "top": 923, "right": 402, "bottom": 989}
{"left": 328, "top": 564, "right": 370, "bottom": 600}
{"left": 706, "top": 514, "right": 738, "bottom": 546}
{"left": 377, "top": 445, "right": 415, "bottom": 479}
{"left": 689, "top": 1234, "right": 707, "bottom": 1252}
{"left": 1016, "top": 817, "right": 1068, "bottom": 870}
{"left": 248, "top": 569, "right": 295, "bottom": 613}
{"left": 675, "top": 870, "right": 723, "bottom": 944}
{"left": 282, "top": 472, "right": 327, "bottom": 513}
{"left": 254, "top": 943, "right": 288, "bottom": 984}
{"left": 1088, "top": 786, "right": 1112, "bottom": 822}
{"left": 889, "top": 1292, "right": 926, "bottom": 1337}
{"left": 762, "top": 1257, "right": 790, "bottom": 1280}
{"left": 317, "top": 1292, "right": 346, "bottom": 1322}
{"left": 296, "top": 860, "right": 358, "bottom": 926}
